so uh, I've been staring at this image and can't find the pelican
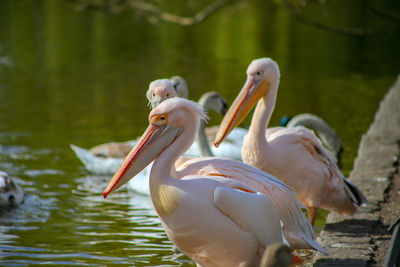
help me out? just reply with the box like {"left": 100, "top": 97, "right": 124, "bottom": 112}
{"left": 103, "top": 98, "right": 326, "bottom": 265}
{"left": 126, "top": 81, "right": 239, "bottom": 195}
{"left": 280, "top": 113, "right": 344, "bottom": 165}
{"left": 83, "top": 76, "right": 188, "bottom": 159}
{"left": 70, "top": 80, "right": 238, "bottom": 194}
{"left": 146, "top": 80, "right": 245, "bottom": 160}
{"left": 147, "top": 76, "right": 188, "bottom": 108}
{"left": 73, "top": 76, "right": 189, "bottom": 165}
{"left": 0, "top": 171, "right": 24, "bottom": 207}
{"left": 215, "top": 57, "right": 367, "bottom": 224}
{"left": 70, "top": 76, "right": 235, "bottom": 176}
{"left": 170, "top": 76, "right": 248, "bottom": 160}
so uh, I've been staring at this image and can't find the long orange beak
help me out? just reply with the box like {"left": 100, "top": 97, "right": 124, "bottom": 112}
{"left": 103, "top": 123, "right": 182, "bottom": 198}
{"left": 214, "top": 78, "right": 268, "bottom": 146}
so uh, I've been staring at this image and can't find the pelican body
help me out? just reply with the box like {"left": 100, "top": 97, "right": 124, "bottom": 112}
{"left": 103, "top": 98, "right": 325, "bottom": 266}
{"left": 215, "top": 58, "right": 367, "bottom": 224}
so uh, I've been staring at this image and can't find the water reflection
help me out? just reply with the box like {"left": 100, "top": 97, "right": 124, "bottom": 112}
{"left": 73, "top": 174, "right": 193, "bottom": 265}
{"left": 0, "top": 169, "right": 193, "bottom": 265}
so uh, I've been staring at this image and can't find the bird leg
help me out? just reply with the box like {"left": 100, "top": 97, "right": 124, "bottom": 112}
{"left": 307, "top": 207, "right": 317, "bottom": 226}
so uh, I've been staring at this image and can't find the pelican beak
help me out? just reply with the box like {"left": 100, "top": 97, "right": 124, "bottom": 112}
{"left": 103, "top": 119, "right": 183, "bottom": 198}
{"left": 151, "top": 100, "right": 159, "bottom": 109}
{"left": 214, "top": 78, "right": 268, "bottom": 146}
{"left": 148, "top": 95, "right": 161, "bottom": 109}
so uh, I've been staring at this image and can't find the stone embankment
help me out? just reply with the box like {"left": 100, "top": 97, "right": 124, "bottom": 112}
{"left": 312, "top": 76, "right": 400, "bottom": 266}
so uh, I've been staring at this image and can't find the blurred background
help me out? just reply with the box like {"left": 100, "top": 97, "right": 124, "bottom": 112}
{"left": 0, "top": 0, "right": 399, "bottom": 265}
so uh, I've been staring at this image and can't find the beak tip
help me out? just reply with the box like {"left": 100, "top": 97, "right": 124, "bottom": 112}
{"left": 103, "top": 191, "right": 109, "bottom": 199}
{"left": 214, "top": 141, "right": 219, "bottom": 148}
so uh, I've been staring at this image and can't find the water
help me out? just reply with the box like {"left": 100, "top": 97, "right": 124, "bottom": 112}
{"left": 0, "top": 0, "right": 399, "bottom": 265}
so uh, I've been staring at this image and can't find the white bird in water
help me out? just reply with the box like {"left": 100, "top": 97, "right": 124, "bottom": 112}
{"left": 215, "top": 57, "right": 367, "bottom": 225}
{"left": 103, "top": 97, "right": 326, "bottom": 266}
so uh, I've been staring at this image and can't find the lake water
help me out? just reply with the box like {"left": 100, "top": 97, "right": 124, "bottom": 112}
{"left": 0, "top": 0, "right": 399, "bottom": 265}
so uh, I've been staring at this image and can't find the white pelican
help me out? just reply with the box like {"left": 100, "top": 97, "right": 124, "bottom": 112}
{"left": 71, "top": 76, "right": 189, "bottom": 169}
{"left": 70, "top": 78, "right": 244, "bottom": 176}
{"left": 280, "top": 113, "right": 344, "bottom": 166}
{"left": 86, "top": 77, "right": 188, "bottom": 159}
{"left": 214, "top": 57, "right": 367, "bottom": 224}
{"left": 0, "top": 171, "right": 24, "bottom": 207}
{"left": 146, "top": 76, "right": 188, "bottom": 109}
{"left": 146, "top": 81, "right": 245, "bottom": 160}
{"left": 103, "top": 98, "right": 326, "bottom": 265}
{"left": 148, "top": 78, "right": 247, "bottom": 160}
{"left": 70, "top": 80, "right": 238, "bottom": 194}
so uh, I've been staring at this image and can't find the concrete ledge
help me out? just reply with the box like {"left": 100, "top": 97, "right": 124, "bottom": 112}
{"left": 312, "top": 75, "right": 400, "bottom": 266}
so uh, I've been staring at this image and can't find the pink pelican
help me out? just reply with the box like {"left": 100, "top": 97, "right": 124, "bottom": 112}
{"left": 103, "top": 97, "right": 326, "bottom": 266}
{"left": 147, "top": 76, "right": 189, "bottom": 109}
{"left": 214, "top": 58, "right": 367, "bottom": 224}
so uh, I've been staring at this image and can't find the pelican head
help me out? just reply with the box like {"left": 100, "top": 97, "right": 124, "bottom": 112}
{"left": 103, "top": 98, "right": 206, "bottom": 198}
{"left": 214, "top": 58, "right": 280, "bottom": 146}
{"left": 170, "top": 76, "right": 189, "bottom": 99}
{"left": 146, "top": 79, "right": 176, "bottom": 109}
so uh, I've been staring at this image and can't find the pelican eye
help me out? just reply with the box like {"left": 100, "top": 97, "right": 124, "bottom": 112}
{"left": 151, "top": 114, "right": 169, "bottom": 126}
{"left": 257, "top": 71, "right": 261, "bottom": 75}
{"left": 166, "top": 94, "right": 169, "bottom": 97}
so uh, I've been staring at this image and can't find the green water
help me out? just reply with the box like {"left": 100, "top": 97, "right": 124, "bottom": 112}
{"left": 0, "top": 0, "right": 399, "bottom": 265}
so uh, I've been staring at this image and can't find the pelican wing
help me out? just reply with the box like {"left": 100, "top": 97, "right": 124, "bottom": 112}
{"left": 89, "top": 140, "right": 136, "bottom": 158}
{"left": 267, "top": 126, "right": 337, "bottom": 166}
{"left": 269, "top": 126, "right": 367, "bottom": 207}
{"left": 70, "top": 144, "right": 123, "bottom": 174}
{"left": 214, "top": 186, "right": 285, "bottom": 247}
{"left": 177, "top": 157, "right": 327, "bottom": 253}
